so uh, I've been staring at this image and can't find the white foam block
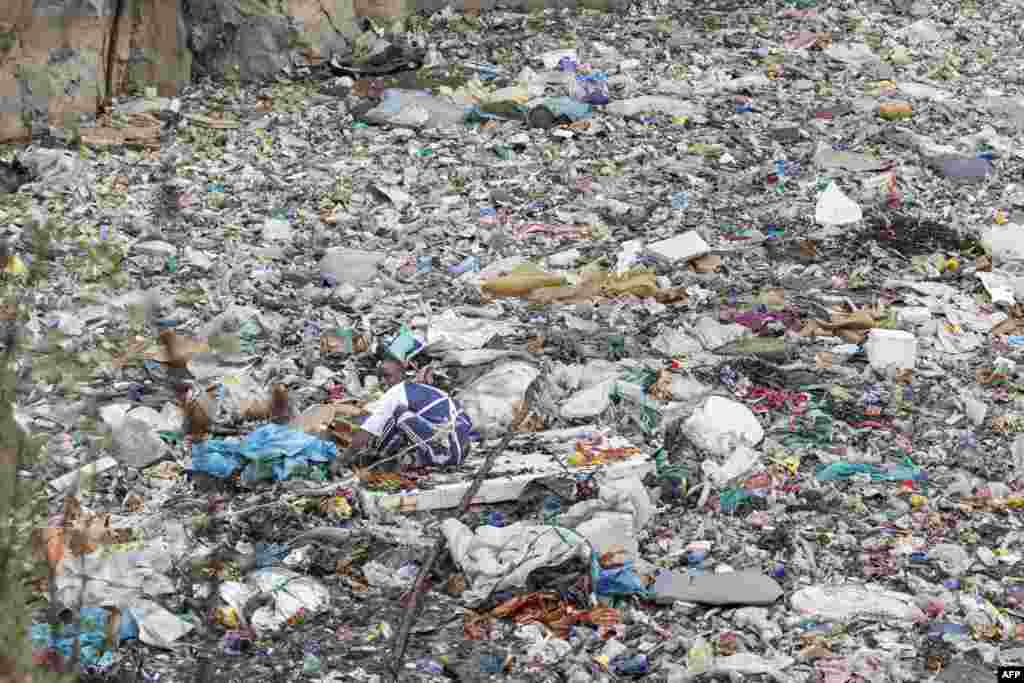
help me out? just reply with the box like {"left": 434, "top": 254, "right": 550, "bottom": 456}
{"left": 646, "top": 231, "right": 710, "bottom": 262}
{"left": 358, "top": 445, "right": 654, "bottom": 516}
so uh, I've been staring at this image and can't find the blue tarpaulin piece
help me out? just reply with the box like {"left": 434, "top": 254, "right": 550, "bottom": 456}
{"left": 189, "top": 424, "right": 338, "bottom": 482}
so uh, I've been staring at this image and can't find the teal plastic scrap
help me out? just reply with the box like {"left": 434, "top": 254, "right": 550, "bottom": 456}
{"left": 31, "top": 607, "right": 138, "bottom": 670}
{"left": 815, "top": 462, "right": 925, "bottom": 482}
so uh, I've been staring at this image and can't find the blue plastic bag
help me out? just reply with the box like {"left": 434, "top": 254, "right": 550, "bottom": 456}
{"left": 238, "top": 423, "right": 338, "bottom": 483}
{"left": 190, "top": 437, "right": 244, "bottom": 478}
{"left": 595, "top": 561, "right": 649, "bottom": 597}
{"left": 189, "top": 424, "right": 337, "bottom": 482}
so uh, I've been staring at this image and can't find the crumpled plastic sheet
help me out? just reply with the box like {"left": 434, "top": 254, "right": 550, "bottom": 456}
{"left": 444, "top": 477, "right": 652, "bottom": 604}
{"left": 442, "top": 519, "right": 591, "bottom": 605}
{"left": 220, "top": 567, "right": 331, "bottom": 634}
{"left": 189, "top": 423, "right": 338, "bottom": 482}
{"left": 791, "top": 584, "right": 925, "bottom": 623}
{"left": 683, "top": 396, "right": 765, "bottom": 457}
{"left": 457, "top": 361, "right": 541, "bottom": 439}
{"left": 425, "top": 309, "right": 514, "bottom": 352}
{"left": 815, "top": 650, "right": 909, "bottom": 683}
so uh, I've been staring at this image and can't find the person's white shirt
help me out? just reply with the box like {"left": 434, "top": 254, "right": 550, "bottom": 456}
{"left": 361, "top": 382, "right": 410, "bottom": 436}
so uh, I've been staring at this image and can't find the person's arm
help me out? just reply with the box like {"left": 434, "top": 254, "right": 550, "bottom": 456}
{"left": 359, "top": 382, "right": 408, "bottom": 437}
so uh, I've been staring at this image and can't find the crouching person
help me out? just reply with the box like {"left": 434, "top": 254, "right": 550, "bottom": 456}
{"left": 349, "top": 358, "right": 478, "bottom": 466}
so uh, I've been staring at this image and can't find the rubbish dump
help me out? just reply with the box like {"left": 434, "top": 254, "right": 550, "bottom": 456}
{"left": 4, "top": 0, "right": 1024, "bottom": 679}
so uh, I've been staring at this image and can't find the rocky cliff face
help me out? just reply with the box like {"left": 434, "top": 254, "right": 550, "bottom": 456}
{"left": 0, "top": 0, "right": 359, "bottom": 143}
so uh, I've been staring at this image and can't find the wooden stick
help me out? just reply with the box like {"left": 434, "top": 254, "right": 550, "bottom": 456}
{"left": 387, "top": 429, "right": 517, "bottom": 681}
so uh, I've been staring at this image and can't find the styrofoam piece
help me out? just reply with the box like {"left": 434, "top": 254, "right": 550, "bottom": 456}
{"left": 984, "top": 223, "right": 1024, "bottom": 263}
{"left": 864, "top": 329, "right": 918, "bottom": 371}
{"left": 358, "top": 448, "right": 654, "bottom": 516}
{"left": 646, "top": 231, "right": 710, "bottom": 263}
{"left": 896, "top": 306, "right": 932, "bottom": 327}
{"left": 503, "top": 425, "right": 601, "bottom": 444}
{"left": 48, "top": 456, "right": 119, "bottom": 493}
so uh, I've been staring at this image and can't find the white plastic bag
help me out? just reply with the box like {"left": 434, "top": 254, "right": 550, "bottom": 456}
{"left": 458, "top": 362, "right": 540, "bottom": 438}
{"left": 684, "top": 396, "right": 764, "bottom": 456}
{"left": 702, "top": 446, "right": 761, "bottom": 488}
{"left": 815, "top": 181, "right": 863, "bottom": 225}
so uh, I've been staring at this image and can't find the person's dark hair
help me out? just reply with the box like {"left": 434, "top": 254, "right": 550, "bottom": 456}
{"left": 377, "top": 353, "right": 402, "bottom": 367}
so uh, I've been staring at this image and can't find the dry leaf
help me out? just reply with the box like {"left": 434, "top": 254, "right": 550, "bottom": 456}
{"left": 648, "top": 369, "right": 675, "bottom": 401}
{"left": 689, "top": 253, "right": 722, "bottom": 273}
{"left": 151, "top": 330, "right": 209, "bottom": 367}
{"left": 894, "top": 368, "right": 914, "bottom": 384}
{"left": 183, "top": 113, "right": 240, "bottom": 129}
{"left": 123, "top": 492, "right": 145, "bottom": 512}
{"left": 510, "top": 400, "right": 541, "bottom": 433}
{"left": 62, "top": 495, "right": 82, "bottom": 525}
{"left": 270, "top": 384, "right": 291, "bottom": 423}
{"left": 800, "top": 308, "right": 879, "bottom": 344}
{"left": 838, "top": 328, "right": 868, "bottom": 344}
{"left": 992, "top": 308, "right": 1024, "bottom": 336}
{"left": 447, "top": 573, "right": 467, "bottom": 597}
{"left": 291, "top": 404, "right": 340, "bottom": 434}
{"left": 814, "top": 352, "right": 834, "bottom": 369}
{"left": 760, "top": 288, "right": 786, "bottom": 307}
{"left": 321, "top": 332, "right": 369, "bottom": 355}
{"left": 146, "top": 461, "right": 184, "bottom": 479}
{"left": 526, "top": 335, "right": 545, "bottom": 354}
{"left": 516, "top": 411, "right": 546, "bottom": 433}
{"left": 799, "top": 240, "right": 819, "bottom": 259}
{"left": 976, "top": 255, "right": 992, "bottom": 272}
{"left": 181, "top": 390, "right": 213, "bottom": 440}
{"left": 463, "top": 611, "right": 492, "bottom": 640}
{"left": 112, "top": 336, "right": 149, "bottom": 369}
{"left": 80, "top": 116, "right": 161, "bottom": 149}
{"left": 240, "top": 398, "right": 271, "bottom": 420}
